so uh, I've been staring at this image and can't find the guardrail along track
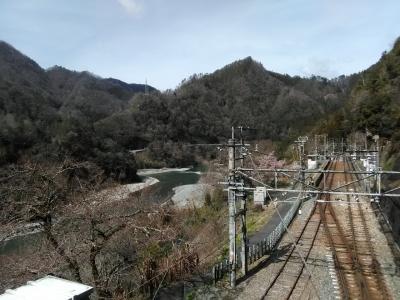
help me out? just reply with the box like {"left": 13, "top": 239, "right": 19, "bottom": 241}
{"left": 321, "top": 158, "right": 392, "bottom": 300}
{"left": 261, "top": 160, "right": 337, "bottom": 299}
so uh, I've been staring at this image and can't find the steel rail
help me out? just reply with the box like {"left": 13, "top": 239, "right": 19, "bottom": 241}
{"left": 287, "top": 160, "right": 339, "bottom": 299}
{"left": 261, "top": 161, "right": 333, "bottom": 299}
{"left": 343, "top": 160, "right": 370, "bottom": 299}
{"left": 320, "top": 159, "right": 392, "bottom": 299}
{"left": 346, "top": 159, "right": 392, "bottom": 299}
{"left": 318, "top": 160, "right": 350, "bottom": 299}
{"left": 260, "top": 198, "right": 321, "bottom": 299}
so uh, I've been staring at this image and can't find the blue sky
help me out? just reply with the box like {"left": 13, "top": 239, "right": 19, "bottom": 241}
{"left": 0, "top": 0, "right": 399, "bottom": 90}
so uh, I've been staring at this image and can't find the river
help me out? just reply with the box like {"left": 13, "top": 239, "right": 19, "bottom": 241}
{"left": 141, "top": 169, "right": 201, "bottom": 203}
{"left": 0, "top": 168, "right": 202, "bottom": 256}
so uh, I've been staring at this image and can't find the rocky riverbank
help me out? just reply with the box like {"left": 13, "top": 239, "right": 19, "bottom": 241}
{"left": 171, "top": 183, "right": 213, "bottom": 208}
{"left": 95, "top": 177, "right": 160, "bottom": 203}
{"left": 137, "top": 168, "right": 190, "bottom": 176}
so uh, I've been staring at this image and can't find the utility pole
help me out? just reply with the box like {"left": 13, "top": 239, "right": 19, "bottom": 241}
{"left": 341, "top": 137, "right": 344, "bottom": 154}
{"left": 374, "top": 135, "right": 380, "bottom": 172}
{"left": 228, "top": 127, "right": 236, "bottom": 287}
{"left": 238, "top": 127, "right": 248, "bottom": 276}
{"left": 225, "top": 126, "right": 249, "bottom": 287}
{"left": 314, "top": 135, "right": 318, "bottom": 155}
{"left": 373, "top": 135, "right": 381, "bottom": 198}
{"left": 315, "top": 134, "right": 326, "bottom": 159}
{"left": 295, "top": 136, "right": 307, "bottom": 215}
{"left": 354, "top": 141, "right": 357, "bottom": 159}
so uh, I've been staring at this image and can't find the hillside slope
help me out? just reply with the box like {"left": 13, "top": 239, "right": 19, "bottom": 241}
{"left": 98, "top": 57, "right": 348, "bottom": 166}
{"left": 0, "top": 41, "right": 155, "bottom": 181}
{"left": 0, "top": 41, "right": 351, "bottom": 172}
{"left": 0, "top": 41, "right": 60, "bottom": 163}
{"left": 175, "top": 57, "right": 346, "bottom": 139}
{"left": 350, "top": 38, "right": 400, "bottom": 242}
{"left": 313, "top": 38, "right": 400, "bottom": 164}
{"left": 310, "top": 38, "right": 400, "bottom": 241}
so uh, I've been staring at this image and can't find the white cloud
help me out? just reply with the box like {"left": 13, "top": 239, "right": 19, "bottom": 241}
{"left": 117, "top": 0, "right": 142, "bottom": 16}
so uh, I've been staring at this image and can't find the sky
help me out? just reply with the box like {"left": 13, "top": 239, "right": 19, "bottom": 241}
{"left": 0, "top": 0, "right": 399, "bottom": 90}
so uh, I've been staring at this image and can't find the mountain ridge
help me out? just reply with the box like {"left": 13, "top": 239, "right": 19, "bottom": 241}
{"left": 0, "top": 41, "right": 156, "bottom": 180}
{"left": 0, "top": 40, "right": 373, "bottom": 178}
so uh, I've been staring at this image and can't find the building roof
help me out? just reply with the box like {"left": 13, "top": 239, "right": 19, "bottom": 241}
{"left": 0, "top": 275, "right": 93, "bottom": 300}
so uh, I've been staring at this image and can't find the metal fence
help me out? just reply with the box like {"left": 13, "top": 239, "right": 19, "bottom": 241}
{"left": 212, "top": 192, "right": 304, "bottom": 283}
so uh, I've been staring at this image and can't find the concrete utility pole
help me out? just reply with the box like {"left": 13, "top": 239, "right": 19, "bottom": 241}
{"left": 373, "top": 135, "right": 381, "bottom": 197}
{"left": 294, "top": 136, "right": 307, "bottom": 215}
{"left": 238, "top": 127, "right": 248, "bottom": 276}
{"left": 226, "top": 126, "right": 249, "bottom": 287}
{"left": 341, "top": 137, "right": 344, "bottom": 154}
{"left": 314, "top": 135, "right": 318, "bottom": 155}
{"left": 228, "top": 127, "right": 236, "bottom": 287}
{"left": 315, "top": 134, "right": 325, "bottom": 159}
{"left": 374, "top": 135, "right": 380, "bottom": 172}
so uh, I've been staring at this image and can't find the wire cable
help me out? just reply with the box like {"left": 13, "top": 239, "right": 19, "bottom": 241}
{"left": 247, "top": 153, "right": 321, "bottom": 299}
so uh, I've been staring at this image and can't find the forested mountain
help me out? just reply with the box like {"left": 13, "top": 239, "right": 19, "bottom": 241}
{"left": 349, "top": 38, "right": 400, "bottom": 143}
{"left": 174, "top": 57, "right": 345, "bottom": 139}
{"left": 0, "top": 41, "right": 60, "bottom": 163}
{"left": 102, "top": 57, "right": 350, "bottom": 166}
{"left": 0, "top": 41, "right": 155, "bottom": 181}
{"left": 47, "top": 66, "right": 156, "bottom": 121}
{"left": 320, "top": 38, "right": 400, "bottom": 242}
{"left": 0, "top": 40, "right": 364, "bottom": 180}
{"left": 313, "top": 38, "right": 400, "bottom": 169}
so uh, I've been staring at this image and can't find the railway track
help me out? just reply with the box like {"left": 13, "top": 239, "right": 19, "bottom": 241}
{"left": 344, "top": 159, "right": 390, "bottom": 299}
{"left": 261, "top": 159, "right": 392, "bottom": 299}
{"left": 261, "top": 160, "right": 337, "bottom": 299}
{"left": 320, "top": 158, "right": 391, "bottom": 300}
